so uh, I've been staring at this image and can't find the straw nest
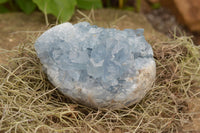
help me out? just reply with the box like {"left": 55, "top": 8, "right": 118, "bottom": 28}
{"left": 0, "top": 31, "right": 200, "bottom": 132}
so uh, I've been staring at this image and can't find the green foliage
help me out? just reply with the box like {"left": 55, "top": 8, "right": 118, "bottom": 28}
{"left": 0, "top": 0, "right": 8, "bottom": 4}
{"left": 0, "top": 0, "right": 102, "bottom": 22}
{"left": 124, "top": 6, "right": 134, "bottom": 11}
{"left": 77, "top": 0, "right": 102, "bottom": 10}
{"left": 115, "top": 0, "right": 141, "bottom": 12}
{"left": 16, "top": 0, "right": 36, "bottom": 14}
{"left": 0, "top": 5, "right": 9, "bottom": 13}
{"left": 33, "top": 0, "right": 77, "bottom": 22}
{"left": 135, "top": 0, "right": 141, "bottom": 12}
{"left": 32, "top": 0, "right": 102, "bottom": 22}
{"left": 151, "top": 3, "right": 161, "bottom": 9}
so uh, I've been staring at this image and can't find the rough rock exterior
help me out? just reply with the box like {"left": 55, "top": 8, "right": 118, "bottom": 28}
{"left": 35, "top": 22, "right": 156, "bottom": 109}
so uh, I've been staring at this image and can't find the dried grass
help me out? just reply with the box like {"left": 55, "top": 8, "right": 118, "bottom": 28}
{"left": 0, "top": 28, "right": 200, "bottom": 133}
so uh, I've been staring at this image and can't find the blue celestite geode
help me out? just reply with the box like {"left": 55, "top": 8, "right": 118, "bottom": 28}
{"left": 35, "top": 22, "right": 156, "bottom": 109}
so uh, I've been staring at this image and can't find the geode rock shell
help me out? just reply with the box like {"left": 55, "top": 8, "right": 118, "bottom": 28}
{"left": 35, "top": 22, "right": 156, "bottom": 109}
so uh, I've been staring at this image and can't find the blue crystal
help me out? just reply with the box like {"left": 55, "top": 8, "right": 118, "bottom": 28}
{"left": 35, "top": 22, "right": 156, "bottom": 109}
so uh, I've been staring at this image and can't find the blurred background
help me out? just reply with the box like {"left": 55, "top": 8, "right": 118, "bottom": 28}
{"left": 1, "top": 0, "right": 200, "bottom": 132}
{"left": 0, "top": 0, "right": 200, "bottom": 47}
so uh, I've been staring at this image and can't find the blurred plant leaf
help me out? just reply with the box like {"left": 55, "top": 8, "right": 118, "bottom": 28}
{"left": 136, "top": 0, "right": 141, "bottom": 12}
{"left": 33, "top": 0, "right": 77, "bottom": 22}
{"left": 77, "top": 0, "right": 102, "bottom": 10}
{"left": 0, "top": 0, "right": 8, "bottom": 4}
{"left": 119, "top": 0, "right": 123, "bottom": 9}
{"left": 0, "top": 5, "right": 9, "bottom": 13}
{"left": 16, "top": 0, "right": 36, "bottom": 14}
{"left": 151, "top": 3, "right": 161, "bottom": 9}
{"left": 124, "top": 6, "right": 134, "bottom": 11}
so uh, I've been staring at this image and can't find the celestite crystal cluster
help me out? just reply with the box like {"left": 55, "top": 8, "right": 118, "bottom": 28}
{"left": 35, "top": 22, "right": 156, "bottom": 109}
